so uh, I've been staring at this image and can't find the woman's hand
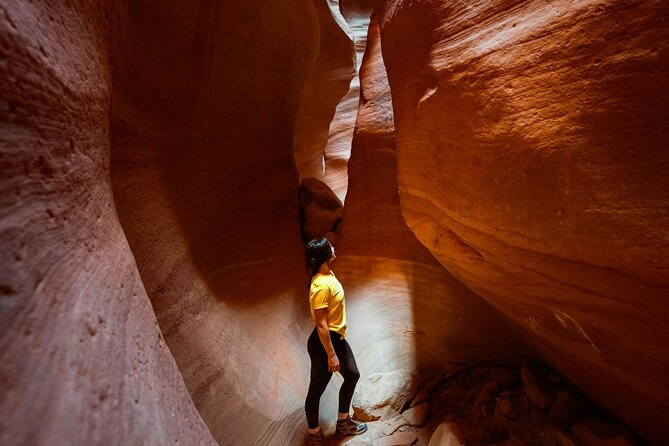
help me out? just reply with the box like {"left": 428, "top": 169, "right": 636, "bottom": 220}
{"left": 328, "top": 352, "right": 340, "bottom": 373}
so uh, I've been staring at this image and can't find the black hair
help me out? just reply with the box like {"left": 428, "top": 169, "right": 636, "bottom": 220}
{"left": 305, "top": 237, "right": 332, "bottom": 287}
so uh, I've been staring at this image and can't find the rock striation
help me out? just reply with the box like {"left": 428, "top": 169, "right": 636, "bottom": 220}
{"left": 2, "top": 0, "right": 668, "bottom": 445}
{"left": 109, "top": 1, "right": 321, "bottom": 444}
{"left": 376, "top": 1, "right": 669, "bottom": 444}
{"left": 0, "top": 1, "right": 215, "bottom": 444}
{"left": 293, "top": 0, "right": 356, "bottom": 183}
{"left": 326, "top": 12, "right": 536, "bottom": 426}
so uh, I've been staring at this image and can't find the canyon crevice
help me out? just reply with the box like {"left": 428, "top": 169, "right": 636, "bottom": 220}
{"left": 1, "top": 1, "right": 668, "bottom": 445}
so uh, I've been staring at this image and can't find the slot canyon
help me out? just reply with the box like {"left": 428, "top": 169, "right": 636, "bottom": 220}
{"left": 1, "top": 0, "right": 667, "bottom": 445}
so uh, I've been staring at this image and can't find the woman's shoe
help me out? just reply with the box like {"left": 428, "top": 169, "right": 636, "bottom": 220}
{"left": 335, "top": 416, "right": 368, "bottom": 439}
{"left": 307, "top": 429, "right": 325, "bottom": 446}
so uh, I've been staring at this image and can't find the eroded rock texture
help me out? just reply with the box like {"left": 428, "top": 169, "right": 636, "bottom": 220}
{"left": 293, "top": 0, "right": 355, "bottom": 183}
{"left": 0, "top": 2, "right": 215, "bottom": 445}
{"left": 109, "top": 1, "right": 318, "bottom": 444}
{"left": 330, "top": 15, "right": 536, "bottom": 424}
{"left": 322, "top": 1, "right": 373, "bottom": 201}
{"left": 377, "top": 1, "right": 669, "bottom": 444}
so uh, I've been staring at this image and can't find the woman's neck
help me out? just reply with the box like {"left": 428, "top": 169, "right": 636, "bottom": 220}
{"left": 317, "top": 262, "right": 331, "bottom": 275}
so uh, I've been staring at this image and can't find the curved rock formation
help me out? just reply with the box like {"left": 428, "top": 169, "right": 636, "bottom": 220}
{"left": 322, "top": 1, "right": 373, "bottom": 201}
{"left": 0, "top": 2, "right": 215, "bottom": 445}
{"left": 4, "top": 0, "right": 667, "bottom": 444}
{"left": 109, "top": 1, "right": 320, "bottom": 444}
{"left": 293, "top": 0, "right": 355, "bottom": 182}
{"left": 377, "top": 1, "right": 669, "bottom": 444}
{"left": 334, "top": 12, "right": 535, "bottom": 391}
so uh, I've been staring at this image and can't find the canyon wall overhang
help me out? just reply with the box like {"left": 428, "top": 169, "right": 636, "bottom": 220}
{"left": 376, "top": 1, "right": 669, "bottom": 444}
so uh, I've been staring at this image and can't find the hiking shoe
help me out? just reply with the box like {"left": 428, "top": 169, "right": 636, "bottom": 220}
{"left": 335, "top": 416, "right": 368, "bottom": 439}
{"left": 307, "top": 429, "right": 325, "bottom": 446}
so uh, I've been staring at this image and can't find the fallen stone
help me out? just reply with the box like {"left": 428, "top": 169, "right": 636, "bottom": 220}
{"left": 554, "top": 431, "right": 578, "bottom": 446}
{"left": 521, "top": 366, "right": 554, "bottom": 410}
{"left": 489, "top": 366, "right": 517, "bottom": 389}
{"left": 402, "top": 402, "right": 429, "bottom": 427}
{"left": 353, "top": 369, "right": 419, "bottom": 421}
{"left": 549, "top": 389, "right": 582, "bottom": 426}
{"left": 382, "top": 415, "right": 409, "bottom": 436}
{"left": 571, "top": 418, "right": 634, "bottom": 446}
{"left": 298, "top": 177, "right": 343, "bottom": 241}
{"left": 428, "top": 422, "right": 464, "bottom": 446}
{"left": 495, "top": 397, "right": 513, "bottom": 418}
{"left": 410, "top": 389, "right": 429, "bottom": 408}
{"left": 375, "top": 431, "right": 418, "bottom": 446}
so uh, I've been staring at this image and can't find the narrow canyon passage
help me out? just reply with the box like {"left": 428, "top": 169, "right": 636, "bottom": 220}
{"left": 1, "top": 1, "right": 668, "bottom": 446}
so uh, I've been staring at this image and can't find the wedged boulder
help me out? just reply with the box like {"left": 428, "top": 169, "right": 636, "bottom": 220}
{"left": 353, "top": 369, "right": 419, "bottom": 421}
{"left": 299, "top": 176, "right": 343, "bottom": 241}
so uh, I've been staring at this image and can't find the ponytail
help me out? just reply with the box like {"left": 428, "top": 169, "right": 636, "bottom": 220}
{"left": 305, "top": 238, "right": 332, "bottom": 288}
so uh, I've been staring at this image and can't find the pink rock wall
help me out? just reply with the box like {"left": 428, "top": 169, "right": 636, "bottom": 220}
{"left": 377, "top": 0, "right": 669, "bottom": 444}
{"left": 0, "top": 1, "right": 215, "bottom": 444}
{"left": 109, "top": 1, "right": 321, "bottom": 444}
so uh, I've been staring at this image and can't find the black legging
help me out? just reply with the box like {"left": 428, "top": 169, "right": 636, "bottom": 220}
{"left": 305, "top": 327, "right": 360, "bottom": 429}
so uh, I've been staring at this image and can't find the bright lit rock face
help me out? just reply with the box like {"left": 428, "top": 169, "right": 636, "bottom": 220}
{"left": 333, "top": 12, "right": 535, "bottom": 402}
{"left": 0, "top": 2, "right": 215, "bottom": 445}
{"left": 293, "top": 1, "right": 355, "bottom": 183}
{"left": 376, "top": 1, "right": 669, "bottom": 444}
{"left": 321, "top": 3, "right": 373, "bottom": 202}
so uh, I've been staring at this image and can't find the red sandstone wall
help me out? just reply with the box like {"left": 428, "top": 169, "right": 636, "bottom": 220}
{"left": 294, "top": 1, "right": 356, "bottom": 182}
{"left": 377, "top": 1, "right": 669, "bottom": 444}
{"left": 335, "top": 13, "right": 535, "bottom": 376}
{"left": 109, "top": 1, "right": 323, "bottom": 444}
{"left": 0, "top": 1, "right": 215, "bottom": 444}
{"left": 322, "top": 5, "right": 372, "bottom": 202}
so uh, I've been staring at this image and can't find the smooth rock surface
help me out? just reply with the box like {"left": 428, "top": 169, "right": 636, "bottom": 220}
{"left": 375, "top": 430, "right": 418, "bottom": 446}
{"left": 353, "top": 369, "right": 419, "bottom": 421}
{"left": 428, "top": 422, "right": 464, "bottom": 446}
{"left": 293, "top": 0, "right": 355, "bottom": 183}
{"left": 109, "top": 1, "right": 322, "bottom": 444}
{"left": 0, "top": 2, "right": 215, "bottom": 444}
{"left": 334, "top": 14, "right": 535, "bottom": 395}
{"left": 377, "top": 1, "right": 669, "bottom": 443}
{"left": 322, "top": 2, "right": 373, "bottom": 201}
{"left": 299, "top": 177, "right": 344, "bottom": 241}
{"left": 402, "top": 402, "right": 430, "bottom": 427}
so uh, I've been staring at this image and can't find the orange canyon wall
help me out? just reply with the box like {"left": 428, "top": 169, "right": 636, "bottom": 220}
{"left": 2, "top": 0, "right": 668, "bottom": 445}
{"left": 376, "top": 0, "right": 669, "bottom": 444}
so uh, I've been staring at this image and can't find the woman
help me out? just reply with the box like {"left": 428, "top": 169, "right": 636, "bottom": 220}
{"left": 304, "top": 237, "right": 368, "bottom": 445}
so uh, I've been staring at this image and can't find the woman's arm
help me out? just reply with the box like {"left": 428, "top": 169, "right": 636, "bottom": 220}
{"left": 314, "top": 308, "right": 339, "bottom": 372}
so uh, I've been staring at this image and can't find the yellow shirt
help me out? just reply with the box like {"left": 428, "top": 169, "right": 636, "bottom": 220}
{"left": 309, "top": 271, "right": 347, "bottom": 337}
